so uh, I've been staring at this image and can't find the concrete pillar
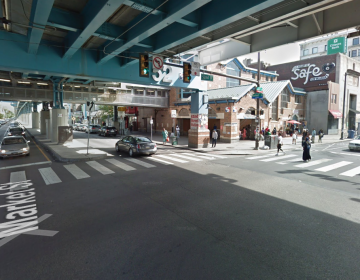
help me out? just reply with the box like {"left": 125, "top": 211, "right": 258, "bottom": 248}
{"left": 188, "top": 91, "right": 210, "bottom": 148}
{"left": 40, "top": 110, "right": 50, "bottom": 135}
{"left": 32, "top": 112, "right": 40, "bottom": 129}
{"left": 221, "top": 104, "right": 239, "bottom": 143}
{"left": 50, "top": 109, "right": 68, "bottom": 143}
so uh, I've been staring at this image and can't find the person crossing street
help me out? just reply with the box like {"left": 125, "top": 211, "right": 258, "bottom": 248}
{"left": 276, "top": 133, "right": 285, "bottom": 155}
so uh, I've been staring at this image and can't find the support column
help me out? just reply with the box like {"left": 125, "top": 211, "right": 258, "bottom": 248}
{"left": 51, "top": 79, "right": 65, "bottom": 109}
{"left": 188, "top": 91, "right": 210, "bottom": 148}
{"left": 31, "top": 102, "right": 39, "bottom": 129}
{"left": 113, "top": 106, "right": 119, "bottom": 132}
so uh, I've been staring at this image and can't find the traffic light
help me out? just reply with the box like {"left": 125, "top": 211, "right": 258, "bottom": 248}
{"left": 139, "top": 53, "right": 149, "bottom": 77}
{"left": 183, "top": 62, "right": 192, "bottom": 83}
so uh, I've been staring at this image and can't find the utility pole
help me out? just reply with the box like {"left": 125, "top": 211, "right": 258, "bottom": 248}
{"left": 255, "top": 52, "right": 261, "bottom": 150}
{"left": 340, "top": 72, "right": 347, "bottom": 140}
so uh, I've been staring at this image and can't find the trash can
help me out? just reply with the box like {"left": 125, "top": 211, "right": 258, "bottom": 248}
{"left": 170, "top": 135, "right": 177, "bottom": 145}
{"left": 264, "top": 135, "right": 278, "bottom": 149}
{"left": 348, "top": 130, "right": 355, "bottom": 139}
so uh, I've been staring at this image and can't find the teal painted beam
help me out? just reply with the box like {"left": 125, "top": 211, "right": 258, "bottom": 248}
{"left": 83, "top": 80, "right": 92, "bottom": 84}
{"left": 43, "top": 75, "right": 51, "bottom": 80}
{"left": 28, "top": 0, "right": 55, "bottom": 54}
{"left": 47, "top": 7, "right": 82, "bottom": 32}
{"left": 22, "top": 73, "right": 29, "bottom": 79}
{"left": 63, "top": 0, "right": 126, "bottom": 59}
{"left": 99, "top": 0, "right": 211, "bottom": 65}
{"left": 152, "top": 0, "right": 283, "bottom": 53}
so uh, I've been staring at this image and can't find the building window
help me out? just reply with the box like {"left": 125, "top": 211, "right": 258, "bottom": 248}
{"left": 266, "top": 76, "right": 269, "bottom": 81}
{"left": 303, "top": 49, "right": 309, "bottom": 56}
{"left": 270, "top": 77, "right": 274, "bottom": 82}
{"left": 352, "top": 50, "right": 357, "bottom": 57}
{"left": 358, "top": 49, "right": 360, "bottom": 57}
{"left": 226, "top": 61, "right": 240, "bottom": 87}
{"left": 324, "top": 45, "right": 327, "bottom": 51}
{"left": 331, "top": 94, "right": 337, "bottom": 104}
{"left": 353, "top": 38, "right": 359, "bottom": 45}
{"left": 272, "top": 97, "right": 278, "bottom": 120}
{"left": 312, "top": 47, "right": 318, "bottom": 54}
{"left": 252, "top": 73, "right": 256, "bottom": 79}
{"left": 295, "top": 95, "right": 301, "bottom": 104}
{"left": 281, "top": 89, "right": 290, "bottom": 108}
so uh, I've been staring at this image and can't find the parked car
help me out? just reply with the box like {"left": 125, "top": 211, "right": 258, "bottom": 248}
{"left": 73, "top": 123, "right": 82, "bottom": 131}
{"left": 115, "top": 136, "right": 157, "bottom": 157}
{"left": 78, "top": 124, "right": 87, "bottom": 132}
{"left": 5, "top": 127, "right": 26, "bottom": 138}
{"left": 0, "top": 136, "right": 30, "bottom": 158}
{"left": 348, "top": 135, "right": 360, "bottom": 151}
{"left": 99, "top": 126, "right": 118, "bottom": 136}
{"left": 86, "top": 125, "right": 101, "bottom": 134}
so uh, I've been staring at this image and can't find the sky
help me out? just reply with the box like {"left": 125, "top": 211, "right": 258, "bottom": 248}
{"left": 237, "top": 42, "right": 300, "bottom": 66}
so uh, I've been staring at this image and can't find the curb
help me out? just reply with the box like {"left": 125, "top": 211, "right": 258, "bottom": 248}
{"left": 25, "top": 128, "right": 109, "bottom": 163}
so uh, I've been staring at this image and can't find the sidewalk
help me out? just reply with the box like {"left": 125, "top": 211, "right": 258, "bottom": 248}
{"left": 24, "top": 124, "right": 351, "bottom": 162}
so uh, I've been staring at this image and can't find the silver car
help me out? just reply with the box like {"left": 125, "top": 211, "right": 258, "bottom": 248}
{"left": 85, "top": 125, "right": 101, "bottom": 134}
{"left": 0, "top": 136, "right": 30, "bottom": 158}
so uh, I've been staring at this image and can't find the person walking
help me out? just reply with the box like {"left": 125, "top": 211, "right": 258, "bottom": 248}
{"left": 276, "top": 133, "right": 285, "bottom": 155}
{"left": 292, "top": 131, "right": 297, "bottom": 145}
{"left": 212, "top": 129, "right": 218, "bottom": 147}
{"left": 162, "top": 128, "right": 168, "bottom": 145}
{"left": 272, "top": 127, "right": 277, "bottom": 135}
{"left": 311, "top": 128, "right": 316, "bottom": 143}
{"left": 176, "top": 125, "right": 180, "bottom": 138}
{"left": 318, "top": 129, "right": 323, "bottom": 143}
{"left": 242, "top": 128, "right": 247, "bottom": 140}
{"left": 302, "top": 136, "right": 312, "bottom": 161}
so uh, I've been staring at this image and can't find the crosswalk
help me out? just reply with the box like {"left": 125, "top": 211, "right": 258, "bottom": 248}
{"left": 1, "top": 152, "right": 227, "bottom": 186}
{"left": 245, "top": 154, "right": 360, "bottom": 177}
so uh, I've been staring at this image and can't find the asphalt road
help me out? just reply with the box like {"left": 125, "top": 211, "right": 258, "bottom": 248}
{"left": 0, "top": 128, "right": 359, "bottom": 279}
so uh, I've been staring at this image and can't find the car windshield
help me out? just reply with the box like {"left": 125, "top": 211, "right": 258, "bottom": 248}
{"left": 92, "top": 125, "right": 100, "bottom": 128}
{"left": 356, "top": 136, "right": 360, "bottom": 140}
{"left": 134, "top": 137, "right": 151, "bottom": 143}
{"left": 2, "top": 138, "right": 26, "bottom": 145}
{"left": 10, "top": 128, "right": 23, "bottom": 132}
{"left": 107, "top": 127, "right": 116, "bottom": 129}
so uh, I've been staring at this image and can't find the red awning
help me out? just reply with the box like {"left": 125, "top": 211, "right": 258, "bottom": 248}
{"left": 329, "top": 110, "right": 343, "bottom": 118}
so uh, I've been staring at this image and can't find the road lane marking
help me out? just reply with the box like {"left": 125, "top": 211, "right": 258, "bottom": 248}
{"left": 294, "top": 159, "right": 332, "bottom": 168}
{"left": 331, "top": 151, "right": 360, "bottom": 157}
{"left": 106, "top": 159, "right": 136, "bottom": 171}
{"left": 125, "top": 158, "right": 156, "bottom": 168}
{"left": 146, "top": 157, "right": 174, "bottom": 165}
{"left": 10, "top": 171, "right": 26, "bottom": 183}
{"left": 38, "top": 167, "right": 62, "bottom": 185}
{"left": 340, "top": 166, "right": 360, "bottom": 177}
{"left": 260, "top": 154, "right": 296, "bottom": 162}
{"left": 246, "top": 155, "right": 275, "bottom": 160}
{"left": 277, "top": 157, "right": 302, "bottom": 164}
{"left": 155, "top": 155, "right": 188, "bottom": 163}
{"left": 86, "top": 161, "right": 114, "bottom": 175}
{"left": 30, "top": 138, "right": 51, "bottom": 162}
{"left": 315, "top": 161, "right": 353, "bottom": 172}
{"left": 64, "top": 164, "right": 90, "bottom": 179}
{"left": 183, "top": 152, "right": 227, "bottom": 159}
{"left": 169, "top": 154, "right": 203, "bottom": 161}
{"left": 0, "top": 161, "right": 51, "bottom": 170}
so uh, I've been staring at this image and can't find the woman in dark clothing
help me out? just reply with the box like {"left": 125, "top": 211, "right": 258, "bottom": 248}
{"left": 302, "top": 136, "right": 311, "bottom": 161}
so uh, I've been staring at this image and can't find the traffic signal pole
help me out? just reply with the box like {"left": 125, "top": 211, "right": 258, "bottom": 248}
{"left": 255, "top": 52, "right": 261, "bottom": 150}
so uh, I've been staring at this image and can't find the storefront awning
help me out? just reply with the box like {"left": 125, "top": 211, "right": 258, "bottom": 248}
{"left": 329, "top": 110, "right": 342, "bottom": 118}
{"left": 349, "top": 108, "right": 360, "bottom": 114}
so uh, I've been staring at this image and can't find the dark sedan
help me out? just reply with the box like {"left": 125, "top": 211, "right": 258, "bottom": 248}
{"left": 99, "top": 126, "right": 117, "bottom": 136}
{"left": 115, "top": 136, "right": 157, "bottom": 157}
{"left": 5, "top": 127, "right": 26, "bottom": 138}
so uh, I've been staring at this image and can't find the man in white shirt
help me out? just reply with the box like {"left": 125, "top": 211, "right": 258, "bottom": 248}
{"left": 176, "top": 125, "right": 180, "bottom": 138}
{"left": 277, "top": 133, "right": 285, "bottom": 155}
{"left": 212, "top": 129, "right": 218, "bottom": 148}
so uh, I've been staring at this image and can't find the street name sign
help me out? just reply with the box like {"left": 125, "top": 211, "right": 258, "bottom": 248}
{"left": 256, "top": 87, "right": 263, "bottom": 93}
{"left": 201, "top": 74, "right": 213, "bottom": 81}
{"left": 252, "top": 92, "right": 263, "bottom": 99}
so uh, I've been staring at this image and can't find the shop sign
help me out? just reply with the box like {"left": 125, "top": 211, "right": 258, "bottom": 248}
{"left": 171, "top": 110, "right": 177, "bottom": 118}
{"left": 291, "top": 62, "right": 336, "bottom": 85}
{"left": 117, "top": 107, "right": 126, "bottom": 112}
{"left": 327, "top": 37, "right": 347, "bottom": 55}
{"left": 225, "top": 107, "right": 230, "bottom": 112}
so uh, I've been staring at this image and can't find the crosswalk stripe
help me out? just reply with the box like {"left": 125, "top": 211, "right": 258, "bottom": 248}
{"left": 182, "top": 152, "right": 227, "bottom": 159}
{"left": 260, "top": 154, "right": 296, "bottom": 162}
{"left": 146, "top": 157, "right": 174, "bottom": 165}
{"left": 315, "top": 161, "right": 353, "bottom": 172}
{"left": 169, "top": 154, "right": 203, "bottom": 161}
{"left": 64, "top": 164, "right": 90, "bottom": 179}
{"left": 10, "top": 171, "right": 27, "bottom": 191}
{"left": 86, "top": 161, "right": 114, "bottom": 175}
{"left": 106, "top": 159, "right": 136, "bottom": 171}
{"left": 39, "top": 167, "right": 62, "bottom": 185}
{"left": 277, "top": 157, "right": 302, "bottom": 165}
{"left": 125, "top": 158, "right": 156, "bottom": 168}
{"left": 294, "top": 159, "right": 332, "bottom": 168}
{"left": 155, "top": 155, "right": 188, "bottom": 163}
{"left": 202, "top": 154, "right": 227, "bottom": 159}
{"left": 246, "top": 155, "right": 275, "bottom": 160}
{"left": 340, "top": 166, "right": 360, "bottom": 177}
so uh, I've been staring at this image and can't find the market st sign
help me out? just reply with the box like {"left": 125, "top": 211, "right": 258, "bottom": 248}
{"left": 291, "top": 62, "right": 336, "bottom": 85}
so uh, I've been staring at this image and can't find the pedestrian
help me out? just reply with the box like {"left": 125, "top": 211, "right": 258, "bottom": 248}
{"left": 318, "top": 129, "right": 323, "bottom": 143}
{"left": 292, "top": 131, "right": 297, "bottom": 145}
{"left": 212, "top": 129, "right": 218, "bottom": 147}
{"left": 302, "top": 136, "right": 312, "bottom": 161}
{"left": 311, "top": 128, "right": 316, "bottom": 143}
{"left": 276, "top": 133, "right": 285, "bottom": 155}
{"left": 262, "top": 127, "right": 265, "bottom": 136}
{"left": 242, "top": 128, "right": 247, "bottom": 140}
{"left": 176, "top": 125, "right": 180, "bottom": 138}
{"left": 272, "top": 127, "right": 277, "bottom": 135}
{"left": 162, "top": 127, "right": 168, "bottom": 145}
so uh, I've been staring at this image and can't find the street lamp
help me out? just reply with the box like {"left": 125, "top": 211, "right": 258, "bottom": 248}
{"left": 340, "top": 69, "right": 360, "bottom": 140}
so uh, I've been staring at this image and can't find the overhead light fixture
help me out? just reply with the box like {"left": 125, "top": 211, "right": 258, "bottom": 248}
{"left": 18, "top": 81, "right": 31, "bottom": 84}
{"left": 0, "top": 79, "right": 11, "bottom": 82}
{"left": 37, "top": 83, "right": 48, "bottom": 85}
{"left": 74, "top": 86, "right": 80, "bottom": 88}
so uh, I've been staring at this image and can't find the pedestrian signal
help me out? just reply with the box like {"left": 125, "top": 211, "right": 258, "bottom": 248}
{"left": 139, "top": 53, "right": 149, "bottom": 77}
{"left": 183, "top": 62, "right": 192, "bottom": 83}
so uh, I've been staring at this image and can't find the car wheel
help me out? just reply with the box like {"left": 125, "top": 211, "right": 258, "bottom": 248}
{"left": 115, "top": 145, "right": 119, "bottom": 152}
{"left": 26, "top": 153, "right": 30, "bottom": 156}
{"left": 129, "top": 148, "right": 133, "bottom": 157}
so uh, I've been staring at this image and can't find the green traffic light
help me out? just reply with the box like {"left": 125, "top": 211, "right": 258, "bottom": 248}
{"left": 143, "top": 68, "right": 149, "bottom": 75}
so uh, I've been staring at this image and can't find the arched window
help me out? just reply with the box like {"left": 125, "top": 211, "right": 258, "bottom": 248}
{"left": 245, "top": 107, "right": 255, "bottom": 115}
{"left": 178, "top": 108, "right": 190, "bottom": 116}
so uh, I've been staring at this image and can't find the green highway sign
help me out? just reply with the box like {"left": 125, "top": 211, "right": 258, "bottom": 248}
{"left": 201, "top": 74, "right": 214, "bottom": 81}
{"left": 327, "top": 37, "right": 347, "bottom": 55}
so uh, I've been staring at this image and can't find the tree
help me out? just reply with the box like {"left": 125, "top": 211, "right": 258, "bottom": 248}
{"left": 98, "top": 105, "right": 114, "bottom": 122}
{"left": 0, "top": 113, "right": 4, "bottom": 119}
{"left": 4, "top": 109, "right": 14, "bottom": 119}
